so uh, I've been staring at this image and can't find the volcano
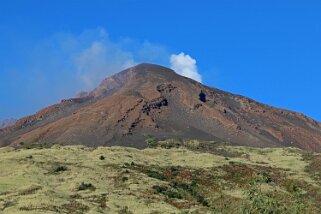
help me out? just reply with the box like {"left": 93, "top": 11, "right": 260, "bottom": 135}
{"left": 0, "top": 119, "right": 16, "bottom": 129}
{"left": 1, "top": 63, "right": 321, "bottom": 151}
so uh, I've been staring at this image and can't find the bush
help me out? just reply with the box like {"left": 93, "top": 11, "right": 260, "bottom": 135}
{"left": 118, "top": 206, "right": 133, "bottom": 214}
{"left": 153, "top": 185, "right": 167, "bottom": 193}
{"left": 166, "top": 190, "right": 183, "bottom": 199}
{"left": 285, "top": 181, "right": 299, "bottom": 193}
{"left": 145, "top": 135, "right": 158, "bottom": 148}
{"left": 191, "top": 179, "right": 198, "bottom": 187}
{"left": 173, "top": 181, "right": 209, "bottom": 206}
{"left": 258, "top": 172, "right": 272, "bottom": 183}
{"left": 169, "top": 166, "right": 180, "bottom": 176}
{"left": 152, "top": 185, "right": 183, "bottom": 199}
{"left": 241, "top": 176, "right": 287, "bottom": 213}
{"left": 196, "top": 195, "right": 209, "bottom": 207}
{"left": 145, "top": 170, "right": 166, "bottom": 180}
{"left": 54, "top": 165, "right": 67, "bottom": 173}
{"left": 62, "top": 200, "right": 89, "bottom": 213}
{"left": 77, "top": 182, "right": 96, "bottom": 191}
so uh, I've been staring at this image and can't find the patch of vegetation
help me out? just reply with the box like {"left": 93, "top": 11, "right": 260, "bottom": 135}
{"left": 98, "top": 194, "right": 108, "bottom": 209}
{"left": 145, "top": 166, "right": 210, "bottom": 207}
{"left": 157, "top": 140, "right": 245, "bottom": 158}
{"left": 153, "top": 185, "right": 183, "bottom": 199}
{"left": 153, "top": 185, "right": 168, "bottom": 193}
{"left": 240, "top": 179, "right": 287, "bottom": 213}
{"left": 303, "top": 153, "right": 321, "bottom": 182}
{"left": 285, "top": 180, "right": 299, "bottom": 193}
{"left": 118, "top": 206, "right": 133, "bottom": 214}
{"left": 240, "top": 174, "right": 307, "bottom": 214}
{"left": 21, "top": 142, "right": 51, "bottom": 150}
{"left": 220, "top": 163, "right": 256, "bottom": 186}
{"left": 62, "top": 200, "right": 89, "bottom": 214}
{"left": 77, "top": 182, "right": 96, "bottom": 191}
{"left": 0, "top": 200, "right": 16, "bottom": 211}
{"left": 145, "top": 170, "right": 166, "bottom": 180}
{"left": 53, "top": 165, "right": 68, "bottom": 173}
{"left": 24, "top": 143, "right": 43, "bottom": 149}
{"left": 19, "top": 186, "right": 42, "bottom": 196}
{"left": 122, "top": 176, "right": 129, "bottom": 182}
{"left": 0, "top": 142, "right": 320, "bottom": 213}
{"left": 172, "top": 181, "right": 209, "bottom": 207}
{"left": 257, "top": 172, "right": 273, "bottom": 183}
{"left": 145, "top": 135, "right": 158, "bottom": 148}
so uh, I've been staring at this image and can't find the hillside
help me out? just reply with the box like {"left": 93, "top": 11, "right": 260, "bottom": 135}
{"left": 0, "top": 140, "right": 320, "bottom": 213}
{"left": 1, "top": 64, "right": 321, "bottom": 152}
{"left": 0, "top": 119, "right": 16, "bottom": 129}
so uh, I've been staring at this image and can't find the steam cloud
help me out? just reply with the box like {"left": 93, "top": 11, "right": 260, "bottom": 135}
{"left": 170, "top": 52, "right": 202, "bottom": 83}
{"left": 1, "top": 28, "right": 171, "bottom": 118}
{"left": 1, "top": 27, "right": 202, "bottom": 119}
{"left": 74, "top": 35, "right": 136, "bottom": 90}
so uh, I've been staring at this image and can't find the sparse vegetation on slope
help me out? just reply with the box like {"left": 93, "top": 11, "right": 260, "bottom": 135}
{"left": 0, "top": 141, "right": 320, "bottom": 213}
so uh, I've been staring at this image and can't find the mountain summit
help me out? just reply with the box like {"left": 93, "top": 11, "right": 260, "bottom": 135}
{"left": 1, "top": 63, "right": 321, "bottom": 151}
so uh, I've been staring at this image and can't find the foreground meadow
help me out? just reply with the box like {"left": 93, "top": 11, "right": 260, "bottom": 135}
{"left": 0, "top": 140, "right": 320, "bottom": 213}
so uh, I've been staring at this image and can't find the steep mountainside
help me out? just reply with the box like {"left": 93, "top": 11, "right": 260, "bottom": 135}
{"left": 0, "top": 119, "right": 16, "bottom": 129}
{"left": 1, "top": 63, "right": 321, "bottom": 151}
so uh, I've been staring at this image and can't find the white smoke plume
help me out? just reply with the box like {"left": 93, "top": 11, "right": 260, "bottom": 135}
{"left": 170, "top": 52, "right": 202, "bottom": 83}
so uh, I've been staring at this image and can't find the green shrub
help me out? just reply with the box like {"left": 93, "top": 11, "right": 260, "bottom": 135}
{"left": 191, "top": 179, "right": 198, "bottom": 187}
{"left": 258, "top": 172, "right": 273, "bottom": 183}
{"left": 152, "top": 185, "right": 183, "bottom": 199}
{"left": 145, "top": 135, "right": 158, "bottom": 148}
{"left": 169, "top": 166, "right": 180, "bottom": 176}
{"left": 54, "top": 165, "right": 67, "bottom": 173}
{"left": 118, "top": 206, "right": 133, "bottom": 214}
{"left": 145, "top": 170, "right": 166, "bottom": 180}
{"left": 196, "top": 195, "right": 209, "bottom": 207}
{"left": 241, "top": 181, "right": 285, "bottom": 213}
{"left": 286, "top": 182, "right": 299, "bottom": 193}
{"left": 23, "top": 143, "right": 44, "bottom": 150}
{"left": 62, "top": 200, "right": 89, "bottom": 213}
{"left": 77, "top": 182, "right": 96, "bottom": 191}
{"left": 166, "top": 190, "right": 183, "bottom": 199}
{"left": 173, "top": 181, "right": 209, "bottom": 207}
{"left": 153, "top": 185, "right": 167, "bottom": 193}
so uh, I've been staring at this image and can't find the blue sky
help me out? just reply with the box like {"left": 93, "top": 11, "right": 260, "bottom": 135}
{"left": 1, "top": 0, "right": 321, "bottom": 121}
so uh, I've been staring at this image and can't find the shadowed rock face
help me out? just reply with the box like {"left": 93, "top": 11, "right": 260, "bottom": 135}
{"left": 1, "top": 63, "right": 321, "bottom": 151}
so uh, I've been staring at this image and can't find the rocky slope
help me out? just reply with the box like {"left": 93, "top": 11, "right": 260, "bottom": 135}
{"left": 1, "top": 63, "right": 321, "bottom": 151}
{"left": 0, "top": 119, "right": 16, "bottom": 129}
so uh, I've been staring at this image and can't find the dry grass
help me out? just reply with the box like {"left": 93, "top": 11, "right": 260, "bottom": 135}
{"left": 0, "top": 141, "right": 320, "bottom": 213}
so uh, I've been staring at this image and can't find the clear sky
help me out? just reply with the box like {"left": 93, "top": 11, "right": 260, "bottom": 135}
{"left": 1, "top": 0, "right": 321, "bottom": 121}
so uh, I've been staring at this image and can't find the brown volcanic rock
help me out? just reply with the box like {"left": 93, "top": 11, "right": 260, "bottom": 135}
{"left": 1, "top": 63, "right": 321, "bottom": 151}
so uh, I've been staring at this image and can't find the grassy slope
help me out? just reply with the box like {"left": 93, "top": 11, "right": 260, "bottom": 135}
{"left": 0, "top": 141, "right": 320, "bottom": 214}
